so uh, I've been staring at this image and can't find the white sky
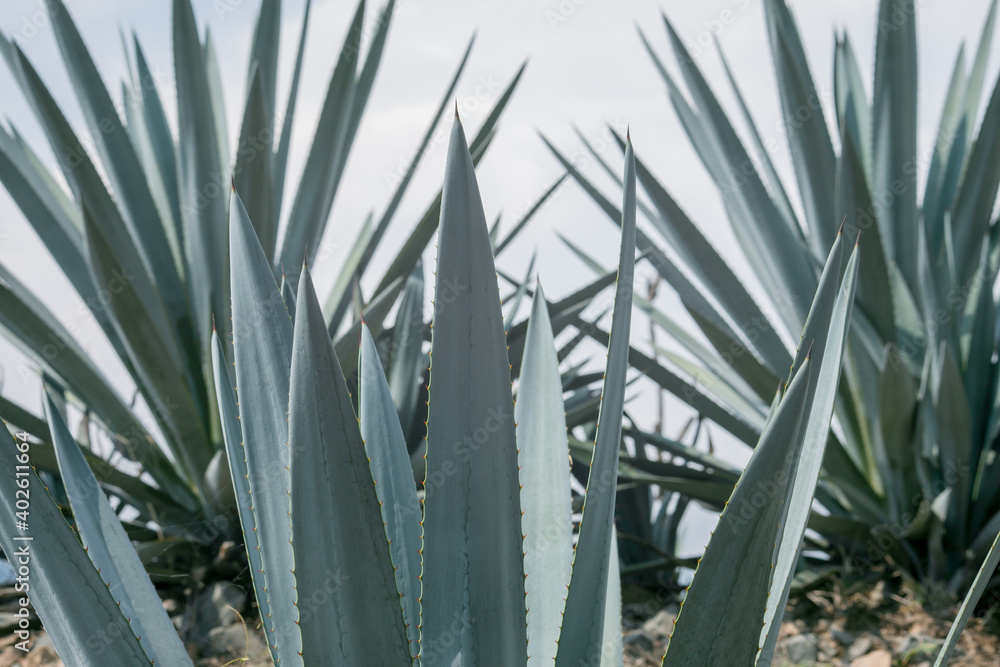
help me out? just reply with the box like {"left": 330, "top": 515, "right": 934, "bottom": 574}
{"left": 0, "top": 0, "right": 996, "bottom": 552}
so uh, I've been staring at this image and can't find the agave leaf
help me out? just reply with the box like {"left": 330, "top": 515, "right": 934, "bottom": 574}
{"left": 763, "top": 0, "right": 838, "bottom": 257}
{"left": 0, "top": 127, "right": 139, "bottom": 370}
{"left": 495, "top": 173, "right": 568, "bottom": 256}
{"left": 82, "top": 203, "right": 212, "bottom": 490}
{"left": 662, "top": 358, "right": 813, "bottom": 666}
{"left": 280, "top": 272, "right": 297, "bottom": 320}
{"left": 923, "top": 44, "right": 968, "bottom": 249}
{"left": 0, "top": 422, "right": 150, "bottom": 666}
{"left": 278, "top": 1, "right": 363, "bottom": 271}
{"left": 503, "top": 254, "right": 535, "bottom": 331}
{"left": 228, "top": 188, "right": 298, "bottom": 665}
{"left": 332, "top": 275, "right": 406, "bottom": 374}
{"left": 122, "top": 80, "right": 182, "bottom": 268}
{"left": 174, "top": 0, "right": 228, "bottom": 352}
{"left": 374, "top": 65, "right": 523, "bottom": 295}
{"left": 714, "top": 38, "right": 800, "bottom": 238}
{"left": 235, "top": 64, "right": 276, "bottom": 261}
{"left": 203, "top": 28, "right": 230, "bottom": 180}
{"left": 579, "top": 318, "right": 761, "bottom": 446}
{"left": 247, "top": 0, "right": 281, "bottom": 134}
{"left": 661, "top": 13, "right": 817, "bottom": 331}
{"left": 965, "top": 257, "right": 996, "bottom": 458}
{"left": 133, "top": 36, "right": 183, "bottom": 247}
{"left": 660, "top": 349, "right": 767, "bottom": 428}
{"left": 3, "top": 43, "right": 172, "bottom": 330}
{"left": 0, "top": 126, "right": 87, "bottom": 291}
{"left": 963, "top": 0, "right": 999, "bottom": 137}
{"left": 933, "top": 529, "right": 1000, "bottom": 667}
{"left": 837, "top": 123, "right": 895, "bottom": 343}
{"left": 623, "top": 137, "right": 791, "bottom": 375}
{"left": 44, "top": 391, "right": 191, "bottom": 666}
{"left": 833, "top": 33, "right": 872, "bottom": 178}
{"left": 47, "top": 0, "right": 189, "bottom": 345}
{"left": 517, "top": 284, "right": 573, "bottom": 665}
{"left": 354, "top": 36, "right": 476, "bottom": 284}
{"left": 950, "top": 65, "right": 1000, "bottom": 286}
{"left": 273, "top": 0, "right": 312, "bottom": 220}
{"left": 602, "top": 527, "right": 624, "bottom": 667}
{"left": 507, "top": 267, "right": 620, "bottom": 380}
{"left": 322, "top": 214, "right": 374, "bottom": 327}
{"left": 388, "top": 261, "right": 426, "bottom": 440}
{"left": 877, "top": 344, "right": 920, "bottom": 520}
{"left": 289, "top": 269, "right": 410, "bottom": 664}
{"left": 934, "top": 343, "right": 972, "bottom": 557}
{"left": 872, "top": 0, "right": 919, "bottom": 289}
{"left": 359, "top": 323, "right": 422, "bottom": 659}
{"left": 421, "top": 118, "right": 526, "bottom": 664}
{"left": 340, "top": 0, "right": 396, "bottom": 170}
{"left": 545, "top": 137, "right": 781, "bottom": 382}
{"left": 0, "top": 263, "right": 192, "bottom": 506}
{"left": 211, "top": 329, "right": 271, "bottom": 631}
{"left": 759, "top": 244, "right": 860, "bottom": 664}
{"left": 556, "top": 136, "right": 635, "bottom": 667}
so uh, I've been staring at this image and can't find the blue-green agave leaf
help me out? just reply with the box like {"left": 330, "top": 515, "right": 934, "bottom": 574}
{"left": 359, "top": 323, "right": 422, "bottom": 659}
{"left": 44, "top": 391, "right": 191, "bottom": 665}
{"left": 421, "top": 117, "right": 526, "bottom": 664}
{"left": 662, "top": 358, "right": 813, "bottom": 666}
{"left": 872, "top": 0, "right": 919, "bottom": 289}
{"left": 759, "top": 244, "right": 861, "bottom": 665}
{"left": 0, "top": 421, "right": 150, "bottom": 666}
{"left": 289, "top": 269, "right": 410, "bottom": 664}
{"left": 556, "top": 135, "right": 635, "bottom": 667}
{"left": 518, "top": 283, "right": 572, "bottom": 665}
{"left": 228, "top": 187, "right": 299, "bottom": 665}
{"left": 211, "top": 329, "right": 271, "bottom": 633}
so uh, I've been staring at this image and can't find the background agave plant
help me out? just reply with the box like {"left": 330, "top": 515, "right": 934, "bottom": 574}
{"left": 550, "top": 0, "right": 1000, "bottom": 598}
{"left": 0, "top": 0, "right": 543, "bottom": 573}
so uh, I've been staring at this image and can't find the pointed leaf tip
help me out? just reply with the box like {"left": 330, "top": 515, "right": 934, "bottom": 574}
{"left": 838, "top": 216, "right": 846, "bottom": 235}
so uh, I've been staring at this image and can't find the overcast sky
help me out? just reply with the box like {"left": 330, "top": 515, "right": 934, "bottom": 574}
{"left": 0, "top": 0, "right": 996, "bottom": 551}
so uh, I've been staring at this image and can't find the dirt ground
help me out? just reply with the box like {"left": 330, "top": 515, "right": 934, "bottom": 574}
{"left": 2, "top": 578, "right": 999, "bottom": 666}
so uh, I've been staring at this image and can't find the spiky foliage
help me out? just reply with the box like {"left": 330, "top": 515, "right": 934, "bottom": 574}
{"left": 0, "top": 113, "right": 880, "bottom": 667}
{"left": 0, "top": 0, "right": 532, "bottom": 552}
{"left": 550, "top": 0, "right": 1000, "bottom": 596}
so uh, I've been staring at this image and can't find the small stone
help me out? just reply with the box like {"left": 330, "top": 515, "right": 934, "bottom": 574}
{"left": 623, "top": 630, "right": 656, "bottom": 653}
{"left": 184, "top": 582, "right": 248, "bottom": 648}
{"left": 781, "top": 632, "right": 819, "bottom": 663}
{"left": 832, "top": 629, "right": 855, "bottom": 646}
{"left": 851, "top": 648, "right": 892, "bottom": 667}
{"left": 640, "top": 609, "right": 675, "bottom": 639}
{"left": 847, "top": 635, "right": 874, "bottom": 661}
{"left": 206, "top": 623, "right": 269, "bottom": 661}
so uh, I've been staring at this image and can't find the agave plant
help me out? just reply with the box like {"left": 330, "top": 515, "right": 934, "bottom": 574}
{"left": 549, "top": 0, "right": 1000, "bottom": 599}
{"left": 0, "top": 110, "right": 888, "bottom": 666}
{"left": 0, "top": 0, "right": 536, "bottom": 559}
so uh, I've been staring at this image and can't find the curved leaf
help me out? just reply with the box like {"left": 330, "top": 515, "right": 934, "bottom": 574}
{"left": 44, "top": 391, "right": 190, "bottom": 666}
{"left": 0, "top": 421, "right": 149, "bottom": 666}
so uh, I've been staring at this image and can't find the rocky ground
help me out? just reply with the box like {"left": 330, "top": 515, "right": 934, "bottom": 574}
{"left": 622, "top": 579, "right": 1000, "bottom": 666}
{"left": 2, "top": 579, "right": 999, "bottom": 666}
